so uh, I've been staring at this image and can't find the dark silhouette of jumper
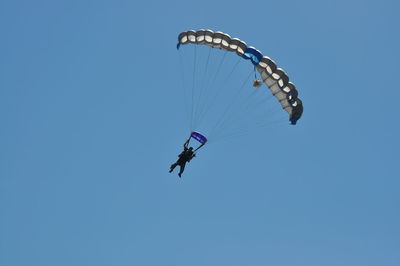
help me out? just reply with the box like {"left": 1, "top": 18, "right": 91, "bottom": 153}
{"left": 169, "top": 141, "right": 195, "bottom": 177}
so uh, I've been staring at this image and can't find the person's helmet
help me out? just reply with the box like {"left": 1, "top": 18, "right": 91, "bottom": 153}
{"left": 189, "top": 147, "right": 193, "bottom": 151}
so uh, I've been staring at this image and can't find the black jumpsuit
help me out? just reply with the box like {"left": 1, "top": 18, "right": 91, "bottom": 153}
{"left": 170, "top": 147, "right": 195, "bottom": 177}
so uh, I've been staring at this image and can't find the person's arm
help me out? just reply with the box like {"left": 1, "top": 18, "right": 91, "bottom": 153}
{"left": 184, "top": 139, "right": 189, "bottom": 149}
{"left": 188, "top": 153, "right": 196, "bottom": 162}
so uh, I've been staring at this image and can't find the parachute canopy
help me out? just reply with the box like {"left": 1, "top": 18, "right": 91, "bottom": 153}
{"left": 191, "top": 131, "right": 207, "bottom": 144}
{"left": 177, "top": 29, "right": 303, "bottom": 125}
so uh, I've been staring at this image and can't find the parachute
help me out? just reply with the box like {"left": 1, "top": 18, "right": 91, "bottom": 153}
{"left": 185, "top": 131, "right": 207, "bottom": 152}
{"left": 176, "top": 29, "right": 303, "bottom": 147}
{"left": 191, "top": 131, "right": 207, "bottom": 145}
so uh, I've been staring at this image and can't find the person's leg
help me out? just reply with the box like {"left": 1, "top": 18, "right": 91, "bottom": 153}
{"left": 178, "top": 163, "right": 186, "bottom": 177}
{"left": 169, "top": 162, "right": 178, "bottom": 173}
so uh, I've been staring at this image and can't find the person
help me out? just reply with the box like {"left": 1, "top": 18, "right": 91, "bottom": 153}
{"left": 253, "top": 79, "right": 262, "bottom": 88}
{"left": 169, "top": 140, "right": 196, "bottom": 177}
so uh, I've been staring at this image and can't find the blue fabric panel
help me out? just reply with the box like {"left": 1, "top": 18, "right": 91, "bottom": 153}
{"left": 191, "top": 131, "right": 207, "bottom": 144}
{"left": 243, "top": 48, "right": 263, "bottom": 65}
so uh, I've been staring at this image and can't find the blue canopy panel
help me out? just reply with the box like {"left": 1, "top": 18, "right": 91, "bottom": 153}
{"left": 191, "top": 131, "right": 207, "bottom": 144}
{"left": 242, "top": 47, "right": 263, "bottom": 66}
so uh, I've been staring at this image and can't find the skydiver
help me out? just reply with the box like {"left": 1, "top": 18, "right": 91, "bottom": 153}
{"left": 169, "top": 140, "right": 196, "bottom": 177}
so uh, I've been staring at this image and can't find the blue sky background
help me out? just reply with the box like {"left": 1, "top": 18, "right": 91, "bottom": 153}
{"left": 1, "top": 0, "right": 399, "bottom": 265}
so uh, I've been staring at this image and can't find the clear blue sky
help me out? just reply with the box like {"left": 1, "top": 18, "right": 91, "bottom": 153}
{"left": 1, "top": 0, "right": 399, "bottom": 265}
